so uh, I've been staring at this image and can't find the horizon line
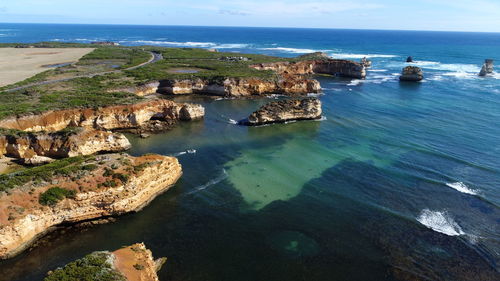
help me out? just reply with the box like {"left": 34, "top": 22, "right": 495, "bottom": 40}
{"left": 1, "top": 22, "right": 499, "bottom": 34}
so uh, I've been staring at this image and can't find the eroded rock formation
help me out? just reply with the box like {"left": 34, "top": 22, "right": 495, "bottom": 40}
{"left": 479, "top": 59, "right": 494, "bottom": 76}
{"left": 0, "top": 153, "right": 182, "bottom": 259}
{"left": 239, "top": 98, "right": 322, "bottom": 126}
{"left": 158, "top": 77, "right": 321, "bottom": 97}
{"left": 44, "top": 243, "right": 165, "bottom": 281}
{"left": 0, "top": 129, "right": 131, "bottom": 162}
{"left": 0, "top": 99, "right": 204, "bottom": 133}
{"left": 251, "top": 59, "right": 366, "bottom": 79}
{"left": 400, "top": 66, "right": 424, "bottom": 82}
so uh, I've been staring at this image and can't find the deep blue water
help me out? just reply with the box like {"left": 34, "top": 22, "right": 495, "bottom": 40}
{"left": 0, "top": 24, "right": 499, "bottom": 281}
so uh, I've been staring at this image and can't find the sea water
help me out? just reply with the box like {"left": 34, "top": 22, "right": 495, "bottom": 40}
{"left": 0, "top": 24, "right": 499, "bottom": 281}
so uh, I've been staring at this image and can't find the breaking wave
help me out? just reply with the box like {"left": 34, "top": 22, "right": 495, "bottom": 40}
{"left": 259, "top": 47, "right": 331, "bottom": 54}
{"left": 122, "top": 40, "right": 249, "bottom": 49}
{"left": 446, "top": 182, "right": 478, "bottom": 195}
{"left": 417, "top": 209, "right": 465, "bottom": 236}
{"left": 330, "top": 53, "right": 398, "bottom": 59}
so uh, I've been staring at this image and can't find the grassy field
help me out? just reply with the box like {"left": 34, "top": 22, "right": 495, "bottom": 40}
{"left": 0, "top": 43, "right": 301, "bottom": 121}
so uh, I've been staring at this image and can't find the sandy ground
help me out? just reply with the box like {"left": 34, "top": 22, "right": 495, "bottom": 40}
{"left": 0, "top": 48, "right": 94, "bottom": 87}
{"left": 0, "top": 157, "right": 22, "bottom": 174}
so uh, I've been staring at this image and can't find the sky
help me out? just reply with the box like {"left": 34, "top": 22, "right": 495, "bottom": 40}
{"left": 0, "top": 0, "right": 499, "bottom": 32}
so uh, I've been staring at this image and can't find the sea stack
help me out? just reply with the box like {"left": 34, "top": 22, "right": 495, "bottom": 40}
{"left": 479, "top": 59, "right": 494, "bottom": 76}
{"left": 361, "top": 57, "right": 372, "bottom": 68}
{"left": 239, "top": 98, "right": 322, "bottom": 126}
{"left": 400, "top": 66, "right": 424, "bottom": 82}
{"left": 406, "top": 56, "right": 414, "bottom": 63}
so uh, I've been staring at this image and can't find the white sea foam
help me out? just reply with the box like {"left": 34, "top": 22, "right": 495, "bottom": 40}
{"left": 369, "top": 69, "right": 388, "bottom": 72}
{"left": 120, "top": 40, "right": 249, "bottom": 49}
{"left": 228, "top": 119, "right": 238, "bottom": 125}
{"left": 446, "top": 182, "right": 478, "bottom": 195}
{"left": 187, "top": 169, "right": 228, "bottom": 195}
{"left": 417, "top": 209, "right": 465, "bottom": 236}
{"left": 315, "top": 116, "right": 328, "bottom": 121}
{"left": 259, "top": 47, "right": 331, "bottom": 54}
{"left": 347, "top": 79, "right": 362, "bottom": 86}
{"left": 330, "top": 53, "right": 398, "bottom": 59}
{"left": 172, "top": 149, "right": 196, "bottom": 156}
{"left": 306, "top": 92, "right": 324, "bottom": 97}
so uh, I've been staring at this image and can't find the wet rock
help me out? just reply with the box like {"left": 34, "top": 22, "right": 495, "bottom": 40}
{"left": 239, "top": 98, "right": 322, "bottom": 126}
{"left": 406, "top": 56, "right": 414, "bottom": 63}
{"left": 361, "top": 57, "right": 372, "bottom": 68}
{"left": 479, "top": 59, "right": 494, "bottom": 76}
{"left": 400, "top": 66, "right": 424, "bottom": 82}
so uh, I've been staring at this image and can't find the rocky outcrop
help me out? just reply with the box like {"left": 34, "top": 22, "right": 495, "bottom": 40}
{"left": 0, "top": 129, "right": 131, "bottom": 162}
{"left": 0, "top": 153, "right": 182, "bottom": 259}
{"left": 479, "top": 59, "right": 494, "bottom": 76}
{"left": 44, "top": 243, "right": 165, "bottom": 281}
{"left": 239, "top": 98, "right": 322, "bottom": 126}
{"left": 361, "top": 57, "right": 372, "bottom": 68}
{"left": 158, "top": 77, "right": 321, "bottom": 97}
{"left": 406, "top": 56, "right": 414, "bottom": 63}
{"left": 400, "top": 66, "right": 424, "bottom": 82}
{"left": 0, "top": 99, "right": 204, "bottom": 133}
{"left": 251, "top": 59, "right": 366, "bottom": 79}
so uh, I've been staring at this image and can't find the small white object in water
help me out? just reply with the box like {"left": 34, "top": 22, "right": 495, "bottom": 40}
{"left": 446, "top": 182, "right": 478, "bottom": 195}
{"left": 187, "top": 149, "right": 197, "bottom": 154}
{"left": 417, "top": 209, "right": 465, "bottom": 236}
{"left": 228, "top": 119, "right": 238, "bottom": 125}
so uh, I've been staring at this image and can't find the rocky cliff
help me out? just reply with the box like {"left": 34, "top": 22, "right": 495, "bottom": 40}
{"left": 0, "top": 129, "right": 131, "bottom": 162}
{"left": 158, "top": 77, "right": 321, "bottom": 97}
{"left": 0, "top": 99, "right": 204, "bottom": 133}
{"left": 44, "top": 243, "right": 165, "bottom": 281}
{"left": 250, "top": 59, "right": 366, "bottom": 79}
{"left": 0, "top": 153, "right": 182, "bottom": 259}
{"left": 240, "top": 98, "right": 322, "bottom": 126}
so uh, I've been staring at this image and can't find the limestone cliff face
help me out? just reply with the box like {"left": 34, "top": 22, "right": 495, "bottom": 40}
{"left": 158, "top": 77, "right": 321, "bottom": 97}
{"left": 240, "top": 98, "right": 322, "bottom": 126}
{"left": 0, "top": 129, "right": 131, "bottom": 160}
{"left": 0, "top": 154, "right": 182, "bottom": 259}
{"left": 0, "top": 99, "right": 204, "bottom": 133}
{"left": 250, "top": 59, "right": 366, "bottom": 79}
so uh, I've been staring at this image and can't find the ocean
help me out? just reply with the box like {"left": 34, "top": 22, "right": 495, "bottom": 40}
{"left": 0, "top": 23, "right": 499, "bottom": 281}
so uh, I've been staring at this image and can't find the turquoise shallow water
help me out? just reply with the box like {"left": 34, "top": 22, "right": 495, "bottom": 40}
{"left": 0, "top": 24, "right": 499, "bottom": 280}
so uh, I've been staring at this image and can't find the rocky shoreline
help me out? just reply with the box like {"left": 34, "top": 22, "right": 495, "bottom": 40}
{"left": 0, "top": 51, "right": 362, "bottom": 265}
{"left": 0, "top": 153, "right": 182, "bottom": 259}
{"left": 239, "top": 98, "right": 323, "bottom": 126}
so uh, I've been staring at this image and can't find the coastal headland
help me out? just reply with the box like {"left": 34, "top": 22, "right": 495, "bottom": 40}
{"left": 0, "top": 42, "right": 365, "bottom": 262}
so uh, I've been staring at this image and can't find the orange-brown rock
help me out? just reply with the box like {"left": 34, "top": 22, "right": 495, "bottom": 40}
{"left": 250, "top": 59, "right": 366, "bottom": 78}
{"left": 0, "top": 99, "right": 204, "bottom": 133}
{"left": 113, "top": 243, "right": 166, "bottom": 281}
{"left": 0, "top": 129, "right": 131, "bottom": 161}
{"left": 0, "top": 153, "right": 182, "bottom": 259}
{"left": 44, "top": 243, "right": 165, "bottom": 281}
{"left": 158, "top": 77, "right": 321, "bottom": 97}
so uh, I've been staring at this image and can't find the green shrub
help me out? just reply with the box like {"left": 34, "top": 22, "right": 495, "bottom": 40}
{"left": 39, "top": 187, "right": 76, "bottom": 206}
{"left": 44, "top": 252, "right": 126, "bottom": 281}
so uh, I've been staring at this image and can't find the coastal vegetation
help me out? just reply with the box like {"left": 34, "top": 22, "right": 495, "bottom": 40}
{"left": 44, "top": 252, "right": 126, "bottom": 281}
{"left": 0, "top": 43, "right": 294, "bottom": 121}
{"left": 0, "top": 156, "right": 91, "bottom": 192}
{"left": 39, "top": 187, "right": 76, "bottom": 206}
